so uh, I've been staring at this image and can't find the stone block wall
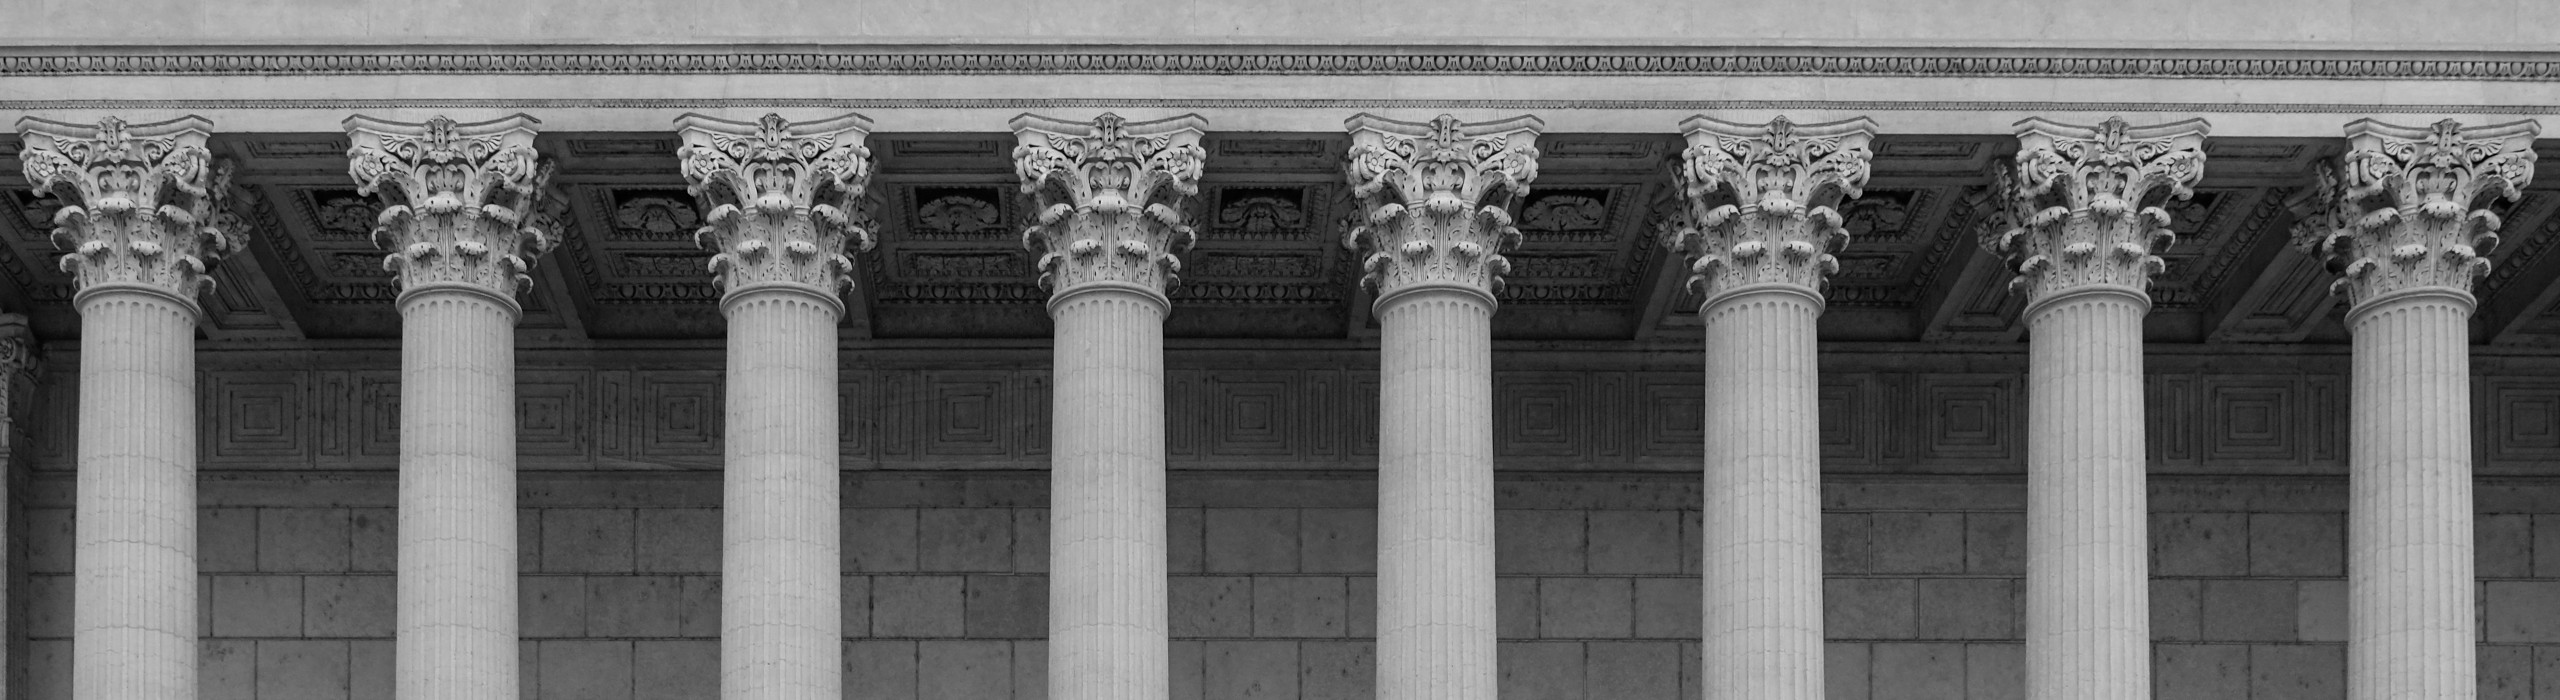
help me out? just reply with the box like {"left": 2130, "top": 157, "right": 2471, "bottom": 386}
{"left": 19, "top": 473, "right": 2560, "bottom": 699}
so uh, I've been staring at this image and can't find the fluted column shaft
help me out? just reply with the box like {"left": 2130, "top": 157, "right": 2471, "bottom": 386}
{"left": 1375, "top": 287, "right": 1497, "bottom": 700}
{"left": 1048, "top": 286, "right": 1170, "bottom": 700}
{"left": 2346, "top": 290, "right": 2475, "bottom": 699}
{"left": 72, "top": 289, "right": 198, "bottom": 699}
{"left": 718, "top": 288, "right": 843, "bottom": 699}
{"left": 1698, "top": 287, "right": 1824, "bottom": 700}
{"left": 397, "top": 289, "right": 520, "bottom": 699}
{"left": 2022, "top": 288, "right": 2151, "bottom": 700}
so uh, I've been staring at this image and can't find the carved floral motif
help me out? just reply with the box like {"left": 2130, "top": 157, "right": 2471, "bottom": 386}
{"left": 676, "top": 112, "right": 876, "bottom": 300}
{"left": 1341, "top": 113, "right": 1543, "bottom": 299}
{"left": 1215, "top": 194, "right": 1307, "bottom": 238}
{"left": 17, "top": 115, "right": 242, "bottom": 302}
{"left": 345, "top": 114, "right": 556, "bottom": 301}
{"left": 2292, "top": 118, "right": 2541, "bottom": 308}
{"left": 610, "top": 195, "right": 699, "bottom": 240}
{"left": 915, "top": 195, "right": 1001, "bottom": 235}
{"left": 1663, "top": 115, "right": 1878, "bottom": 305}
{"left": 1010, "top": 112, "right": 1207, "bottom": 297}
{"left": 1981, "top": 116, "right": 2210, "bottom": 306}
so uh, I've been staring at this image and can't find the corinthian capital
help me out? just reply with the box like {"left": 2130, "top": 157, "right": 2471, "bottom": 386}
{"left": 16, "top": 115, "right": 242, "bottom": 306}
{"left": 1666, "top": 115, "right": 1877, "bottom": 307}
{"left": 1982, "top": 116, "right": 2210, "bottom": 307}
{"left": 2293, "top": 118, "right": 2541, "bottom": 309}
{"left": 1341, "top": 114, "right": 1542, "bottom": 303}
{"left": 676, "top": 112, "right": 876, "bottom": 306}
{"left": 344, "top": 114, "right": 556, "bottom": 306}
{"left": 1011, "top": 112, "right": 1207, "bottom": 301}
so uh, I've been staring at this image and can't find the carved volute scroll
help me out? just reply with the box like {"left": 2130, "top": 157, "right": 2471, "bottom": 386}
{"left": 1665, "top": 115, "right": 1878, "bottom": 307}
{"left": 1342, "top": 113, "right": 1544, "bottom": 303}
{"left": 2292, "top": 118, "right": 2541, "bottom": 309}
{"left": 344, "top": 114, "right": 556, "bottom": 307}
{"left": 16, "top": 115, "right": 241, "bottom": 306}
{"left": 1982, "top": 116, "right": 2210, "bottom": 308}
{"left": 1010, "top": 112, "right": 1208, "bottom": 303}
{"left": 675, "top": 112, "right": 876, "bottom": 307}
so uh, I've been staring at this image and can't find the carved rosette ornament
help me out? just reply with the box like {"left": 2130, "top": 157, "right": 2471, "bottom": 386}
{"left": 1343, "top": 114, "right": 1544, "bottom": 302}
{"left": 1665, "top": 115, "right": 1878, "bottom": 307}
{"left": 344, "top": 114, "right": 555, "bottom": 306}
{"left": 676, "top": 112, "right": 876, "bottom": 307}
{"left": 2293, "top": 118, "right": 2541, "bottom": 308}
{"left": 16, "top": 116, "right": 242, "bottom": 305}
{"left": 1983, "top": 117, "right": 2210, "bottom": 308}
{"left": 1010, "top": 112, "right": 1207, "bottom": 303}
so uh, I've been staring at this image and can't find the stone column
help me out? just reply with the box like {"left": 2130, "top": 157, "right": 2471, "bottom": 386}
{"left": 676, "top": 112, "right": 876, "bottom": 700}
{"left": 1012, "top": 112, "right": 1206, "bottom": 700}
{"left": 1343, "top": 113, "right": 1542, "bottom": 699}
{"left": 2295, "top": 118, "right": 2540, "bottom": 700}
{"left": 17, "top": 115, "right": 242, "bottom": 700}
{"left": 1666, "top": 115, "right": 1876, "bottom": 700}
{"left": 346, "top": 114, "right": 556, "bottom": 700}
{"left": 1983, "top": 116, "right": 2208, "bottom": 700}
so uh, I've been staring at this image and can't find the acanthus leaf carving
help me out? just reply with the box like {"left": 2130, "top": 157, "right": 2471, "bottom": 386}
{"left": 675, "top": 112, "right": 877, "bottom": 304}
{"left": 345, "top": 114, "right": 557, "bottom": 304}
{"left": 1982, "top": 116, "right": 2210, "bottom": 307}
{"left": 1663, "top": 115, "right": 1878, "bottom": 306}
{"left": 1341, "top": 113, "right": 1543, "bottom": 301}
{"left": 1011, "top": 112, "right": 1207, "bottom": 299}
{"left": 16, "top": 115, "right": 242, "bottom": 304}
{"left": 2292, "top": 118, "right": 2541, "bottom": 309}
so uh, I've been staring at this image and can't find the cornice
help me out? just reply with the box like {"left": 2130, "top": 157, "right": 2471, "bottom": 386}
{"left": 9, "top": 45, "right": 2560, "bottom": 80}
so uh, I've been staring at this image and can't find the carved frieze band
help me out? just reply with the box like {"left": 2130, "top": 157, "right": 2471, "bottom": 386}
{"left": 10, "top": 50, "right": 2560, "bottom": 81}
{"left": 15, "top": 115, "right": 243, "bottom": 305}
{"left": 1665, "top": 115, "right": 1878, "bottom": 307}
{"left": 676, "top": 112, "right": 877, "bottom": 305}
{"left": 1342, "top": 113, "right": 1543, "bottom": 302}
{"left": 344, "top": 113, "right": 557, "bottom": 306}
{"left": 1010, "top": 112, "right": 1207, "bottom": 301}
{"left": 1983, "top": 116, "right": 2210, "bottom": 308}
{"left": 2292, "top": 118, "right": 2541, "bottom": 309}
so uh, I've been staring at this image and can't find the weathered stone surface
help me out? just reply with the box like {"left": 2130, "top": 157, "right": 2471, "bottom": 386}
{"left": 871, "top": 576, "right": 966, "bottom": 638}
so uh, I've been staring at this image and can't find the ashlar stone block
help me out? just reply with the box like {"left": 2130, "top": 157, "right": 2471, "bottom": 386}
{"left": 542, "top": 509, "right": 636, "bottom": 574}
{"left": 633, "top": 640, "right": 716, "bottom": 700}
{"left": 1870, "top": 643, "right": 1965, "bottom": 699}
{"left": 918, "top": 640, "right": 1011, "bottom": 700}
{"left": 2153, "top": 643, "right": 2248, "bottom": 700}
{"left": 1539, "top": 577, "right": 1633, "bottom": 638}
{"left": 1586, "top": 510, "right": 1681, "bottom": 575}
{"left": 1252, "top": 576, "right": 1347, "bottom": 638}
{"left": 1204, "top": 640, "right": 1298, "bottom": 700}
{"left": 918, "top": 508, "right": 1013, "bottom": 572}
{"left": 1498, "top": 641, "right": 1585, "bottom": 700}
{"left": 871, "top": 575, "right": 966, "bottom": 637}
{"left": 842, "top": 640, "right": 918, "bottom": 700}
{"left": 1586, "top": 641, "right": 1679, "bottom": 698}
{"left": 1205, "top": 508, "right": 1299, "bottom": 573}
{"left": 257, "top": 640, "right": 350, "bottom": 699}
{"left": 2151, "top": 512, "right": 2249, "bottom": 576}
{"left": 1170, "top": 575, "right": 1252, "bottom": 637}
{"left": 2248, "top": 513, "right": 2344, "bottom": 576}
{"left": 1300, "top": 640, "right": 1375, "bottom": 700}
{"left": 632, "top": 508, "right": 718, "bottom": 573}
{"left": 1825, "top": 578, "right": 1916, "bottom": 639}
{"left": 843, "top": 508, "right": 921, "bottom": 573}
{"left": 259, "top": 508, "right": 352, "bottom": 573}
{"left": 1497, "top": 509, "right": 1587, "bottom": 574}
{"left": 304, "top": 575, "right": 395, "bottom": 638}
{"left": 537, "top": 640, "right": 634, "bottom": 700}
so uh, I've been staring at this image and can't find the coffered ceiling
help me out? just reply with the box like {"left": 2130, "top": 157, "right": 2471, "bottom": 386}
{"left": 3, "top": 131, "right": 2557, "bottom": 349}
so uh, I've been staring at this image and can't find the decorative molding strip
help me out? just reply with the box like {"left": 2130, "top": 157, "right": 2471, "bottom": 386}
{"left": 2, "top": 97, "right": 2555, "bottom": 116}
{"left": 9, "top": 49, "right": 2560, "bottom": 81}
